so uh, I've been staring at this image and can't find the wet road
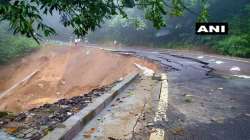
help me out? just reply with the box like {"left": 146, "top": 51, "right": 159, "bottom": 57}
{"left": 108, "top": 47, "right": 250, "bottom": 76}
{"left": 74, "top": 76, "right": 161, "bottom": 140}
{"left": 1, "top": 44, "right": 249, "bottom": 140}
{"left": 160, "top": 49, "right": 250, "bottom": 77}
{"left": 98, "top": 46, "right": 250, "bottom": 140}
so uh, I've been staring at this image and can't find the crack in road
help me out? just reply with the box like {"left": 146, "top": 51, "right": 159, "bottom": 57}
{"left": 107, "top": 48, "right": 250, "bottom": 140}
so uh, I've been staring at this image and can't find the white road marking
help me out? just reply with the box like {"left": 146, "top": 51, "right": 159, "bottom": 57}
{"left": 230, "top": 66, "right": 241, "bottom": 71}
{"left": 233, "top": 75, "right": 250, "bottom": 79}
{"left": 162, "top": 49, "right": 250, "bottom": 63}
{"left": 215, "top": 60, "right": 224, "bottom": 64}
{"left": 218, "top": 87, "right": 224, "bottom": 90}
{"left": 197, "top": 56, "right": 204, "bottom": 59}
{"left": 209, "top": 55, "right": 250, "bottom": 63}
{"left": 88, "top": 47, "right": 250, "bottom": 64}
{"left": 149, "top": 73, "right": 168, "bottom": 140}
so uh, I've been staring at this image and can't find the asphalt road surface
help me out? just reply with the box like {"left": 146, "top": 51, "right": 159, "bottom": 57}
{"left": 103, "top": 46, "right": 250, "bottom": 140}
{"left": 1, "top": 44, "right": 249, "bottom": 140}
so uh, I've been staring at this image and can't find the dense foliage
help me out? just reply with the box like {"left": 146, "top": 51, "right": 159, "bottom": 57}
{"left": 203, "top": 1, "right": 250, "bottom": 57}
{"left": 0, "top": 0, "right": 208, "bottom": 42}
{"left": 89, "top": 0, "right": 250, "bottom": 58}
{"left": 0, "top": 24, "right": 40, "bottom": 64}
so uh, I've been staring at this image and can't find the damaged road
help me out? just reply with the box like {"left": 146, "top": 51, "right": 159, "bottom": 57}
{"left": 74, "top": 74, "right": 161, "bottom": 140}
{"left": 98, "top": 46, "right": 250, "bottom": 140}
{"left": 0, "top": 44, "right": 250, "bottom": 140}
{"left": 0, "top": 45, "right": 158, "bottom": 140}
{"left": 0, "top": 84, "right": 116, "bottom": 139}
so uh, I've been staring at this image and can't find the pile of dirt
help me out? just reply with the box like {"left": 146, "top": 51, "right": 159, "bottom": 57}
{"left": 0, "top": 45, "right": 158, "bottom": 112}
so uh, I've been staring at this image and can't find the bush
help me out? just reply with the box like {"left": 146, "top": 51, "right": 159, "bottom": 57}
{"left": 0, "top": 35, "right": 40, "bottom": 64}
{"left": 214, "top": 35, "right": 250, "bottom": 58}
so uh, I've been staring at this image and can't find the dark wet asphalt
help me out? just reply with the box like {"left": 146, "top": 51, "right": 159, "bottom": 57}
{"left": 160, "top": 50, "right": 250, "bottom": 76}
{"left": 166, "top": 72, "right": 250, "bottom": 140}
{"left": 105, "top": 47, "right": 250, "bottom": 140}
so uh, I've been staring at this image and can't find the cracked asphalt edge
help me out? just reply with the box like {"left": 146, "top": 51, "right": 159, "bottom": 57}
{"left": 41, "top": 72, "right": 139, "bottom": 140}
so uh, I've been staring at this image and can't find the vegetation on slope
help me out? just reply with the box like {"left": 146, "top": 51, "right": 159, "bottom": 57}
{"left": 0, "top": 25, "right": 40, "bottom": 64}
{"left": 204, "top": 3, "right": 250, "bottom": 57}
{"left": 88, "top": 0, "right": 250, "bottom": 58}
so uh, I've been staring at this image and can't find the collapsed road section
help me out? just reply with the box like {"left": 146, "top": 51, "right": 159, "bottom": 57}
{"left": 1, "top": 44, "right": 249, "bottom": 140}
{"left": 102, "top": 46, "right": 250, "bottom": 140}
{"left": 0, "top": 84, "right": 116, "bottom": 139}
{"left": 0, "top": 45, "right": 162, "bottom": 140}
{"left": 42, "top": 72, "right": 139, "bottom": 140}
{"left": 0, "top": 71, "right": 165, "bottom": 140}
{"left": 0, "top": 46, "right": 158, "bottom": 113}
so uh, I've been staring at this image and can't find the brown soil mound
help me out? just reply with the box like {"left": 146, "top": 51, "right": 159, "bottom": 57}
{"left": 0, "top": 45, "right": 158, "bottom": 112}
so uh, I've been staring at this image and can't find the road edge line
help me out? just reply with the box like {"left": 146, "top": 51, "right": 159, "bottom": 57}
{"left": 149, "top": 73, "right": 168, "bottom": 140}
{"left": 41, "top": 72, "right": 139, "bottom": 140}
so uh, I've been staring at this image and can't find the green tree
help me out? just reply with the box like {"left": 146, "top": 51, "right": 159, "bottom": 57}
{"left": 0, "top": 24, "right": 40, "bottom": 64}
{"left": 0, "top": 0, "right": 207, "bottom": 42}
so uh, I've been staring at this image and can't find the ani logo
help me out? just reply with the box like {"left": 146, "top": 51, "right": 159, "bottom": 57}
{"left": 196, "top": 23, "right": 228, "bottom": 35}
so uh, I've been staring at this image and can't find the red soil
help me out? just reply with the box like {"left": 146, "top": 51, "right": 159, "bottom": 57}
{"left": 0, "top": 45, "right": 158, "bottom": 112}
